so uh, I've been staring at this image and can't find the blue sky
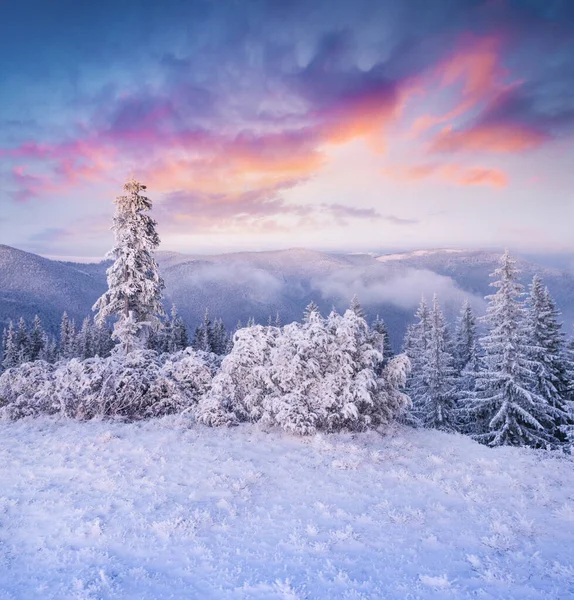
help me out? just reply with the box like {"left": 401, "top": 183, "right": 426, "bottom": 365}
{"left": 1, "top": 0, "right": 574, "bottom": 258}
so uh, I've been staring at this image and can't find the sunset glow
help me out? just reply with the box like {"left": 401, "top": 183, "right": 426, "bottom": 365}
{"left": 1, "top": 1, "right": 573, "bottom": 256}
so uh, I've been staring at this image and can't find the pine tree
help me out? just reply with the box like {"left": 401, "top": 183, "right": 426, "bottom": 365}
{"left": 28, "top": 315, "right": 46, "bottom": 362}
{"left": 454, "top": 300, "right": 477, "bottom": 374}
{"left": 371, "top": 314, "right": 393, "bottom": 365}
{"left": 39, "top": 336, "right": 58, "bottom": 363}
{"left": 453, "top": 299, "right": 480, "bottom": 401}
{"left": 15, "top": 317, "right": 31, "bottom": 364}
{"left": 350, "top": 294, "right": 365, "bottom": 318}
{"left": 403, "top": 297, "right": 431, "bottom": 413}
{"left": 417, "top": 295, "right": 458, "bottom": 430}
{"left": 468, "top": 251, "right": 562, "bottom": 447}
{"left": 525, "top": 277, "right": 570, "bottom": 439}
{"left": 168, "top": 305, "right": 188, "bottom": 353}
{"left": 246, "top": 316, "right": 256, "bottom": 328}
{"left": 93, "top": 323, "right": 114, "bottom": 358}
{"left": 93, "top": 178, "right": 165, "bottom": 355}
{"left": 76, "top": 317, "right": 94, "bottom": 359}
{"left": 304, "top": 301, "right": 320, "bottom": 323}
{"left": 1, "top": 321, "right": 18, "bottom": 370}
{"left": 193, "top": 308, "right": 213, "bottom": 352}
{"left": 211, "top": 318, "right": 228, "bottom": 355}
{"left": 59, "top": 312, "right": 77, "bottom": 360}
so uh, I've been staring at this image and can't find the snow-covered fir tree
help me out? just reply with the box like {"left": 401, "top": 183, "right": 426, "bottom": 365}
{"left": 416, "top": 295, "right": 458, "bottom": 431}
{"left": 15, "top": 317, "right": 31, "bottom": 364}
{"left": 39, "top": 336, "right": 58, "bottom": 363}
{"left": 402, "top": 297, "right": 431, "bottom": 420}
{"left": 453, "top": 299, "right": 480, "bottom": 394}
{"left": 92, "top": 322, "right": 114, "bottom": 358}
{"left": 350, "top": 294, "right": 365, "bottom": 318}
{"left": 75, "top": 317, "right": 93, "bottom": 360}
{"left": 303, "top": 301, "right": 320, "bottom": 323}
{"left": 59, "top": 312, "right": 77, "bottom": 360}
{"left": 193, "top": 309, "right": 213, "bottom": 353}
{"left": 211, "top": 318, "right": 228, "bottom": 355}
{"left": 28, "top": 316, "right": 46, "bottom": 362}
{"left": 168, "top": 305, "right": 189, "bottom": 353}
{"left": 371, "top": 314, "right": 393, "bottom": 367}
{"left": 454, "top": 300, "right": 477, "bottom": 373}
{"left": 468, "top": 251, "right": 563, "bottom": 448}
{"left": 525, "top": 276, "right": 571, "bottom": 439}
{"left": 93, "top": 178, "right": 165, "bottom": 355}
{"left": 1, "top": 321, "right": 18, "bottom": 370}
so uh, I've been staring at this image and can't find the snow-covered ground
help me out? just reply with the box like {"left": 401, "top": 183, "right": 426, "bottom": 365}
{"left": 0, "top": 419, "right": 572, "bottom": 599}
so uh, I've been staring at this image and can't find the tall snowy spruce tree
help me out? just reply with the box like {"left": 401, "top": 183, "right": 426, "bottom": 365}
{"left": 417, "top": 295, "right": 458, "bottom": 430}
{"left": 371, "top": 314, "right": 394, "bottom": 367}
{"left": 93, "top": 178, "right": 165, "bottom": 355}
{"left": 453, "top": 299, "right": 480, "bottom": 393}
{"left": 525, "top": 276, "right": 571, "bottom": 438}
{"left": 403, "top": 296, "right": 431, "bottom": 419}
{"left": 468, "top": 251, "right": 562, "bottom": 448}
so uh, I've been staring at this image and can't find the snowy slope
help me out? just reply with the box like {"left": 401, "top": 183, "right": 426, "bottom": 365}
{"left": 0, "top": 245, "right": 107, "bottom": 333}
{"left": 0, "top": 419, "right": 572, "bottom": 599}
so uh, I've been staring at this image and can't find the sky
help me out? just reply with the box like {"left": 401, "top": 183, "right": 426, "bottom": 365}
{"left": 1, "top": 0, "right": 574, "bottom": 259}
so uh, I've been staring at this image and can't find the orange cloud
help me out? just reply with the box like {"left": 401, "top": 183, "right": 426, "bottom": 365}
{"left": 439, "top": 35, "right": 507, "bottom": 103}
{"left": 383, "top": 162, "right": 508, "bottom": 189}
{"left": 408, "top": 35, "right": 508, "bottom": 138}
{"left": 429, "top": 123, "right": 548, "bottom": 154}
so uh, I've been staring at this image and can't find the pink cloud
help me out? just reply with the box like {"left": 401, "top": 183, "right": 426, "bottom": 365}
{"left": 383, "top": 162, "right": 508, "bottom": 189}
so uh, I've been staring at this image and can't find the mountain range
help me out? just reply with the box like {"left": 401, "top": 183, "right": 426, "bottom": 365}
{"left": 1, "top": 244, "right": 573, "bottom": 351}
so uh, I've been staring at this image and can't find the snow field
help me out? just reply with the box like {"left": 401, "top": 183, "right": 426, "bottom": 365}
{"left": 0, "top": 419, "right": 572, "bottom": 599}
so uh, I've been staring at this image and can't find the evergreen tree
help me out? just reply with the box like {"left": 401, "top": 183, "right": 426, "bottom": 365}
{"left": 371, "top": 314, "right": 393, "bottom": 365}
{"left": 28, "top": 315, "right": 46, "bottom": 362}
{"left": 350, "top": 294, "right": 365, "bottom": 318}
{"left": 246, "top": 316, "right": 256, "bottom": 327}
{"left": 76, "top": 317, "right": 94, "bottom": 359}
{"left": 15, "top": 317, "right": 31, "bottom": 364}
{"left": 39, "top": 336, "right": 58, "bottom": 363}
{"left": 304, "top": 301, "right": 320, "bottom": 323}
{"left": 211, "top": 318, "right": 228, "bottom": 355}
{"left": 417, "top": 295, "right": 458, "bottom": 430}
{"left": 93, "top": 178, "right": 165, "bottom": 355}
{"left": 453, "top": 299, "right": 480, "bottom": 398}
{"left": 468, "top": 251, "right": 562, "bottom": 448}
{"left": 525, "top": 277, "right": 571, "bottom": 438}
{"left": 93, "top": 323, "right": 114, "bottom": 358}
{"left": 454, "top": 300, "right": 478, "bottom": 374}
{"left": 59, "top": 312, "right": 77, "bottom": 360}
{"left": 193, "top": 308, "right": 213, "bottom": 352}
{"left": 1, "top": 321, "right": 18, "bottom": 370}
{"left": 403, "top": 297, "right": 431, "bottom": 412}
{"left": 168, "top": 304, "right": 189, "bottom": 352}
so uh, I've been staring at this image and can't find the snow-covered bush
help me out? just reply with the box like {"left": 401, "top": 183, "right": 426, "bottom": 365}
{"left": 0, "top": 360, "right": 57, "bottom": 419}
{"left": 0, "top": 349, "right": 212, "bottom": 421}
{"left": 197, "top": 310, "right": 411, "bottom": 434}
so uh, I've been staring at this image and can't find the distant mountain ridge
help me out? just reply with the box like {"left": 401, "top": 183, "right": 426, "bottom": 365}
{"left": 1, "top": 244, "right": 573, "bottom": 351}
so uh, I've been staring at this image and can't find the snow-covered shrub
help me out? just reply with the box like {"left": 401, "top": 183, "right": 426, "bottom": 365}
{"left": 0, "top": 361, "right": 57, "bottom": 419}
{"left": 197, "top": 310, "right": 411, "bottom": 434}
{"left": 155, "top": 349, "right": 214, "bottom": 415}
{"left": 0, "top": 348, "right": 212, "bottom": 421}
{"left": 197, "top": 325, "right": 278, "bottom": 427}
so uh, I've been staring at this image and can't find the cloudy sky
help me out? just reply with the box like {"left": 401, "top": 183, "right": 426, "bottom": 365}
{"left": 1, "top": 0, "right": 573, "bottom": 258}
